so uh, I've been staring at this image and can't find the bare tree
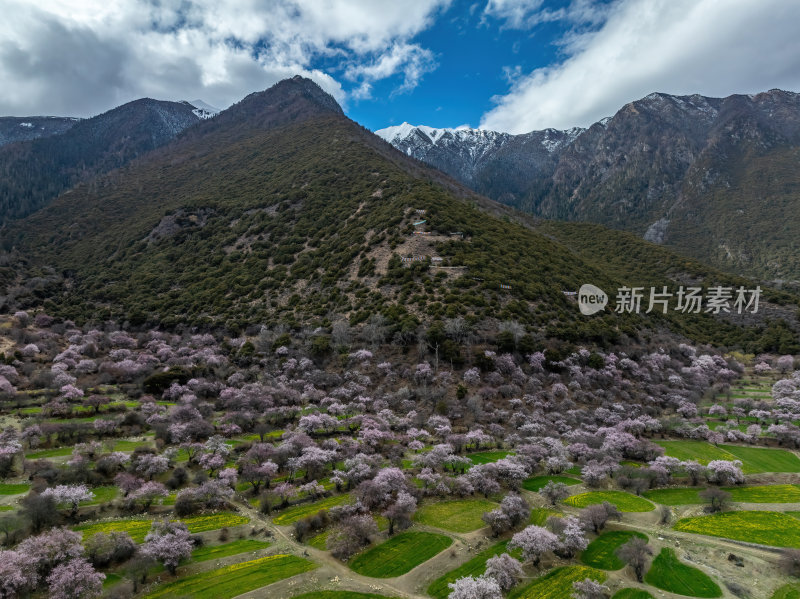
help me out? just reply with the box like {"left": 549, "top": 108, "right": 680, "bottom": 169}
{"left": 331, "top": 320, "right": 352, "bottom": 347}
{"left": 540, "top": 481, "right": 570, "bottom": 506}
{"left": 445, "top": 317, "right": 470, "bottom": 345}
{"left": 779, "top": 548, "right": 800, "bottom": 577}
{"left": 499, "top": 320, "right": 525, "bottom": 344}
{"left": 616, "top": 537, "right": 653, "bottom": 582}
{"left": 361, "top": 314, "right": 387, "bottom": 348}
{"left": 699, "top": 488, "right": 731, "bottom": 513}
{"left": 580, "top": 502, "right": 621, "bottom": 534}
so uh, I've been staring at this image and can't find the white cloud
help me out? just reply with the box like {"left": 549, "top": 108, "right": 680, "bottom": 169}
{"left": 344, "top": 42, "right": 437, "bottom": 98}
{"left": 0, "top": 0, "right": 450, "bottom": 116}
{"left": 481, "top": 0, "right": 800, "bottom": 133}
{"left": 483, "top": 0, "right": 545, "bottom": 28}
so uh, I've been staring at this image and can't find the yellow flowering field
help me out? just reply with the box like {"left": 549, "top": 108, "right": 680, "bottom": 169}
{"left": 74, "top": 511, "right": 249, "bottom": 542}
{"left": 508, "top": 566, "right": 607, "bottom": 599}
{"left": 564, "top": 490, "right": 655, "bottom": 512}
{"left": 180, "top": 511, "right": 249, "bottom": 533}
{"left": 674, "top": 510, "right": 800, "bottom": 547}
{"left": 144, "top": 553, "right": 317, "bottom": 598}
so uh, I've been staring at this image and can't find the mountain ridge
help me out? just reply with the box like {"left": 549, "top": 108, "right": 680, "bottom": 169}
{"left": 2, "top": 77, "right": 795, "bottom": 354}
{"left": 0, "top": 97, "right": 207, "bottom": 224}
{"left": 377, "top": 89, "right": 800, "bottom": 282}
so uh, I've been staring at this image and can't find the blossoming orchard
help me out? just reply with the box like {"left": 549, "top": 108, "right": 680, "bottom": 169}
{"left": 0, "top": 312, "right": 799, "bottom": 599}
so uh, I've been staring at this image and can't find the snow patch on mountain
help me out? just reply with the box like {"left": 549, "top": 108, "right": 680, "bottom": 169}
{"left": 186, "top": 99, "right": 220, "bottom": 120}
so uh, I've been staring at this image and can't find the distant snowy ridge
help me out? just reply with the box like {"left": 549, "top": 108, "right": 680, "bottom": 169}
{"left": 375, "top": 122, "right": 583, "bottom": 156}
{"left": 376, "top": 122, "right": 507, "bottom": 147}
{"left": 186, "top": 99, "right": 220, "bottom": 120}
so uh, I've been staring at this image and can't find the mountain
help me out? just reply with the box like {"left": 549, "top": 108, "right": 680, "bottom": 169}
{"left": 2, "top": 77, "right": 796, "bottom": 351}
{"left": 378, "top": 90, "right": 800, "bottom": 283}
{"left": 187, "top": 99, "right": 221, "bottom": 120}
{"left": 0, "top": 116, "right": 79, "bottom": 147}
{"left": 0, "top": 98, "right": 206, "bottom": 224}
{"left": 376, "top": 124, "right": 581, "bottom": 199}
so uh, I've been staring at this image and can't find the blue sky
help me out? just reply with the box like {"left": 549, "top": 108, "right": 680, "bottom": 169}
{"left": 2, "top": 1, "right": 800, "bottom": 134}
{"left": 346, "top": 1, "right": 577, "bottom": 130}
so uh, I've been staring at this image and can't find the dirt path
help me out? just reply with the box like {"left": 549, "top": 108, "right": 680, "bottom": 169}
{"left": 232, "top": 499, "right": 434, "bottom": 599}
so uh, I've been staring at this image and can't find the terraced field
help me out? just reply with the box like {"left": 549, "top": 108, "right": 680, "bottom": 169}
{"left": 74, "top": 511, "right": 249, "bottom": 542}
{"left": 292, "top": 593, "right": 393, "bottom": 599}
{"left": 468, "top": 450, "right": 513, "bottom": 464}
{"left": 144, "top": 553, "right": 316, "bottom": 598}
{"left": 190, "top": 539, "right": 272, "bottom": 563}
{"left": 508, "top": 565, "right": 606, "bottom": 599}
{"left": 656, "top": 441, "right": 800, "bottom": 473}
{"left": 644, "top": 548, "right": 722, "bottom": 597}
{"left": 612, "top": 590, "right": 655, "bottom": 599}
{"left": 428, "top": 540, "right": 510, "bottom": 599}
{"left": 675, "top": 511, "right": 800, "bottom": 547}
{"left": 349, "top": 531, "right": 453, "bottom": 578}
{"left": 413, "top": 498, "right": 497, "bottom": 532}
{"left": 644, "top": 484, "right": 800, "bottom": 505}
{"left": 581, "top": 531, "right": 648, "bottom": 570}
{"left": 0, "top": 482, "right": 30, "bottom": 495}
{"left": 771, "top": 584, "right": 800, "bottom": 599}
{"left": 272, "top": 494, "right": 352, "bottom": 526}
{"left": 564, "top": 490, "right": 655, "bottom": 512}
{"left": 522, "top": 475, "right": 580, "bottom": 492}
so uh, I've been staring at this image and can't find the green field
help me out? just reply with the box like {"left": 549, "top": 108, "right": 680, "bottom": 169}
{"left": 675, "top": 511, "right": 800, "bottom": 547}
{"left": 75, "top": 518, "right": 153, "bottom": 543}
{"left": 102, "top": 573, "right": 122, "bottom": 589}
{"left": 612, "top": 590, "right": 655, "bottom": 599}
{"left": 656, "top": 441, "right": 800, "bottom": 474}
{"left": 530, "top": 507, "right": 561, "bottom": 526}
{"left": 427, "top": 541, "right": 509, "bottom": 599}
{"left": 508, "top": 565, "right": 606, "bottom": 599}
{"left": 581, "top": 531, "right": 648, "bottom": 570}
{"left": 112, "top": 439, "right": 154, "bottom": 451}
{"left": 720, "top": 445, "right": 800, "bottom": 474}
{"left": 83, "top": 485, "right": 119, "bottom": 505}
{"left": 144, "top": 554, "right": 316, "bottom": 599}
{"left": 468, "top": 450, "right": 513, "bottom": 464}
{"left": 644, "top": 548, "right": 721, "bottom": 597}
{"left": 564, "top": 491, "right": 655, "bottom": 512}
{"left": 0, "top": 483, "right": 30, "bottom": 495}
{"left": 349, "top": 532, "right": 452, "bottom": 578}
{"left": 729, "top": 484, "right": 800, "bottom": 502}
{"left": 308, "top": 529, "right": 330, "bottom": 550}
{"left": 644, "top": 484, "right": 800, "bottom": 505}
{"left": 191, "top": 539, "right": 272, "bottom": 563}
{"left": 522, "top": 475, "right": 580, "bottom": 492}
{"left": 771, "top": 584, "right": 800, "bottom": 599}
{"left": 75, "top": 512, "right": 249, "bottom": 542}
{"left": 413, "top": 499, "right": 497, "bottom": 532}
{"left": 26, "top": 447, "right": 73, "bottom": 459}
{"left": 180, "top": 512, "right": 250, "bottom": 533}
{"left": 272, "top": 494, "right": 352, "bottom": 526}
{"left": 291, "top": 593, "right": 393, "bottom": 599}
{"left": 655, "top": 441, "right": 735, "bottom": 464}
{"left": 643, "top": 487, "right": 703, "bottom": 505}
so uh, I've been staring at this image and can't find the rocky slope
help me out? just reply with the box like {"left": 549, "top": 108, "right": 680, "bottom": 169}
{"left": 379, "top": 90, "right": 800, "bottom": 282}
{"left": 4, "top": 77, "right": 791, "bottom": 350}
{"left": 0, "top": 116, "right": 79, "bottom": 147}
{"left": 0, "top": 98, "right": 207, "bottom": 223}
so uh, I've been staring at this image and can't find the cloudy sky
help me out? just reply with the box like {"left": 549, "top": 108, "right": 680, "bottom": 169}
{"left": 2, "top": 0, "right": 800, "bottom": 133}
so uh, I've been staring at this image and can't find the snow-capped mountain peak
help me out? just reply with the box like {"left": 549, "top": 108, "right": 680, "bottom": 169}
{"left": 186, "top": 99, "right": 220, "bottom": 120}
